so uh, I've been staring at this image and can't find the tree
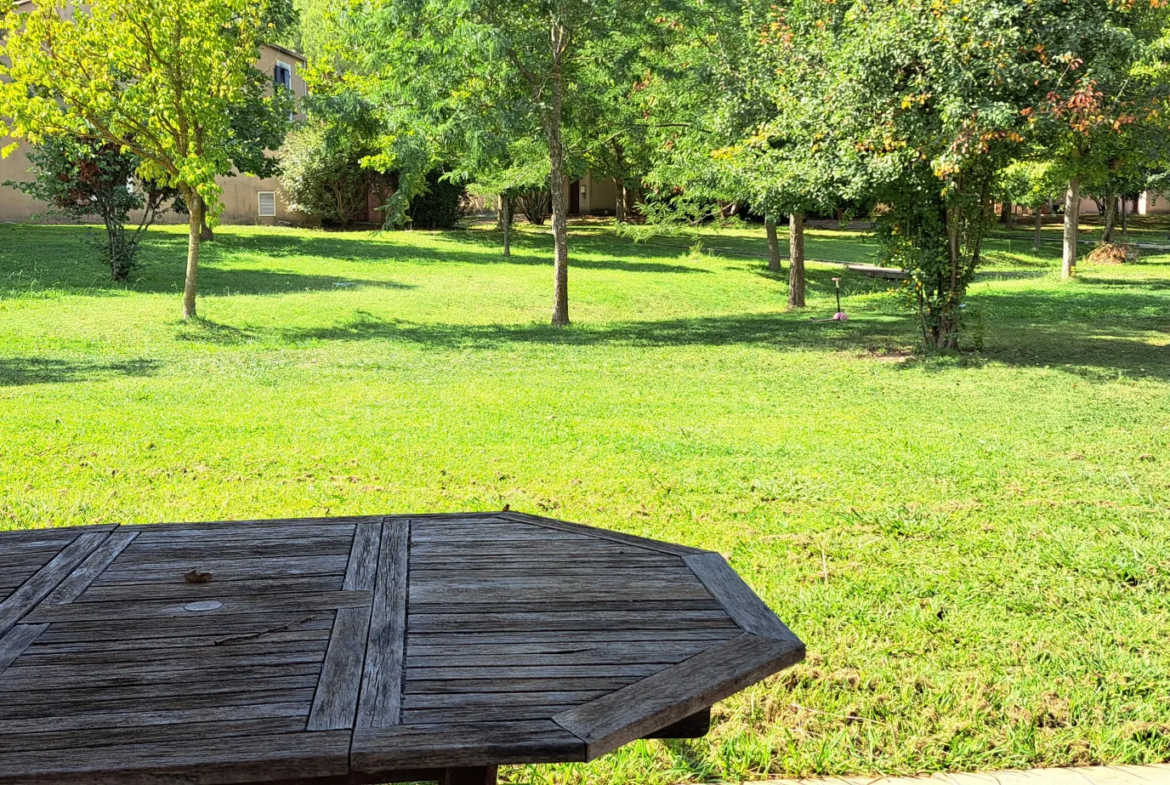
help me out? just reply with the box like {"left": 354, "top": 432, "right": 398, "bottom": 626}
{"left": 7, "top": 136, "right": 180, "bottom": 279}
{"left": 770, "top": 0, "right": 1168, "bottom": 347}
{"left": 639, "top": 0, "right": 837, "bottom": 309}
{"left": 332, "top": 0, "right": 670, "bottom": 326}
{"left": 1025, "top": 1, "right": 1170, "bottom": 278}
{"left": 0, "top": 0, "right": 271, "bottom": 319}
{"left": 997, "top": 161, "right": 1064, "bottom": 251}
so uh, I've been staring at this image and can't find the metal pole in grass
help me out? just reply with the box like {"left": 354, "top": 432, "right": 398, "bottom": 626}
{"left": 809, "top": 277, "right": 848, "bottom": 322}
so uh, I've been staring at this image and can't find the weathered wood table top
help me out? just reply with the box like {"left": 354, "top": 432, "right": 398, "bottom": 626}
{"left": 0, "top": 511, "right": 804, "bottom": 785}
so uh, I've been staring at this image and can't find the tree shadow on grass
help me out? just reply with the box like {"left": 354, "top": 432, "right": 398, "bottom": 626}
{"left": 0, "top": 226, "right": 711, "bottom": 300}
{"left": 277, "top": 309, "right": 910, "bottom": 351}
{"left": 0, "top": 357, "right": 159, "bottom": 387}
{"left": 1077, "top": 274, "right": 1170, "bottom": 290}
{"left": 269, "top": 283, "right": 1170, "bottom": 380}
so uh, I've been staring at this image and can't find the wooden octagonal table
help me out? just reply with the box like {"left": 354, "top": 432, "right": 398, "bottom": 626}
{"left": 0, "top": 511, "right": 804, "bottom": 785}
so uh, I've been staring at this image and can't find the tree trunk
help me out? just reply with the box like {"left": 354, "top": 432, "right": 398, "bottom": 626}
{"left": 501, "top": 193, "right": 511, "bottom": 258}
{"left": 1033, "top": 208, "right": 1043, "bottom": 251}
{"left": 765, "top": 218, "right": 782, "bottom": 273}
{"left": 787, "top": 212, "right": 805, "bottom": 308}
{"left": 546, "top": 59, "right": 570, "bottom": 326}
{"left": 614, "top": 180, "right": 626, "bottom": 223}
{"left": 1062, "top": 175, "right": 1080, "bottom": 279}
{"left": 1120, "top": 196, "right": 1128, "bottom": 241}
{"left": 183, "top": 189, "right": 202, "bottom": 319}
{"left": 1102, "top": 189, "right": 1117, "bottom": 244}
{"left": 1000, "top": 198, "right": 1012, "bottom": 225}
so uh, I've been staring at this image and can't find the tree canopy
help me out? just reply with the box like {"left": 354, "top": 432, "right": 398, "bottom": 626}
{"left": 0, "top": 0, "right": 276, "bottom": 319}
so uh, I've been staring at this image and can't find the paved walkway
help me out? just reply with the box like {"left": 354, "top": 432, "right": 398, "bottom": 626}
{"left": 753, "top": 764, "right": 1170, "bottom": 785}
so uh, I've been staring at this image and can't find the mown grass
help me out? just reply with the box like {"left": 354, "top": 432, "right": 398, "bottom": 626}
{"left": 0, "top": 219, "right": 1168, "bottom": 782}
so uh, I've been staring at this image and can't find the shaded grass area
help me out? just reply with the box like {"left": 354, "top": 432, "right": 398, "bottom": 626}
{"left": 0, "top": 221, "right": 1168, "bottom": 782}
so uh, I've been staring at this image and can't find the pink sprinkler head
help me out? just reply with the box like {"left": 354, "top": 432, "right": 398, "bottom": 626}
{"left": 832, "top": 312, "right": 848, "bottom": 321}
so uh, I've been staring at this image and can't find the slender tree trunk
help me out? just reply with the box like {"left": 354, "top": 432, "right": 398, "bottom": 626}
{"left": 1102, "top": 189, "right": 1117, "bottom": 244}
{"left": 501, "top": 193, "right": 511, "bottom": 258}
{"left": 1062, "top": 175, "right": 1080, "bottom": 279}
{"left": 183, "top": 189, "right": 202, "bottom": 319}
{"left": 1000, "top": 198, "right": 1012, "bottom": 226}
{"left": 1121, "top": 196, "right": 1128, "bottom": 241}
{"left": 546, "top": 59, "right": 570, "bottom": 326}
{"left": 765, "top": 217, "right": 782, "bottom": 273}
{"left": 1033, "top": 208, "right": 1043, "bottom": 251}
{"left": 614, "top": 180, "right": 626, "bottom": 223}
{"left": 787, "top": 212, "right": 805, "bottom": 308}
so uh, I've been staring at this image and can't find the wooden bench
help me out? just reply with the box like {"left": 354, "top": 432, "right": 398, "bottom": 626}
{"left": 0, "top": 511, "right": 805, "bottom": 785}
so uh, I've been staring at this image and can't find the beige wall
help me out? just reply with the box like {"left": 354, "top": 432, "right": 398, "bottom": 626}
{"left": 0, "top": 43, "right": 312, "bottom": 226}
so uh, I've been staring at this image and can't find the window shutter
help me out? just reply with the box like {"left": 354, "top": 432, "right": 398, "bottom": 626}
{"left": 258, "top": 192, "right": 277, "bottom": 217}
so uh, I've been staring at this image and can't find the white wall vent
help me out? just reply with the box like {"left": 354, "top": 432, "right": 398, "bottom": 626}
{"left": 258, "top": 191, "right": 277, "bottom": 217}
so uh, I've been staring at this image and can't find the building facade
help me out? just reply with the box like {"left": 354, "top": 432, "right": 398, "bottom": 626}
{"left": 0, "top": 24, "right": 310, "bottom": 226}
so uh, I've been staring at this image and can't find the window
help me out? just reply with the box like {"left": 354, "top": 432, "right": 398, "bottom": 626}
{"left": 274, "top": 61, "right": 292, "bottom": 91}
{"left": 258, "top": 191, "right": 277, "bottom": 217}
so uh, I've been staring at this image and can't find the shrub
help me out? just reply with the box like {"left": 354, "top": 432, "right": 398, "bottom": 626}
{"left": 409, "top": 170, "right": 470, "bottom": 229}
{"left": 278, "top": 121, "right": 393, "bottom": 228}
{"left": 7, "top": 136, "right": 180, "bottom": 280}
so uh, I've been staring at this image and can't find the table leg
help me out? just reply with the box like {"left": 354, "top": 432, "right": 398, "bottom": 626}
{"left": 443, "top": 766, "right": 498, "bottom": 785}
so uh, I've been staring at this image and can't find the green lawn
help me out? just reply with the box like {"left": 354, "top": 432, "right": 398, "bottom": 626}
{"left": 1, "top": 220, "right": 1168, "bottom": 782}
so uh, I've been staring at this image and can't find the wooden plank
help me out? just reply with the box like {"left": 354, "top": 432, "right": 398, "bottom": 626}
{"left": 410, "top": 566, "right": 696, "bottom": 580}
{"left": 110, "top": 540, "right": 353, "bottom": 562}
{"left": 0, "top": 530, "right": 110, "bottom": 636}
{"left": 344, "top": 521, "right": 381, "bottom": 591}
{"left": 21, "top": 636, "right": 327, "bottom": 665}
{"left": 683, "top": 551, "right": 802, "bottom": 643}
{"left": 410, "top": 556, "right": 677, "bottom": 571}
{"left": 405, "top": 676, "right": 641, "bottom": 694}
{"left": 42, "top": 531, "right": 138, "bottom": 605}
{"left": 119, "top": 515, "right": 375, "bottom": 531}
{"left": 405, "top": 663, "right": 668, "bottom": 681}
{"left": 307, "top": 605, "right": 372, "bottom": 730}
{"left": 24, "top": 590, "right": 371, "bottom": 624}
{"left": 404, "top": 691, "right": 609, "bottom": 710}
{"left": 78, "top": 575, "right": 344, "bottom": 603}
{"left": 0, "top": 716, "right": 309, "bottom": 754}
{"left": 403, "top": 704, "right": 589, "bottom": 724}
{"left": 0, "top": 661, "right": 324, "bottom": 692}
{"left": 0, "top": 675, "right": 321, "bottom": 712}
{"left": 410, "top": 524, "right": 622, "bottom": 543}
{"left": 0, "top": 701, "right": 309, "bottom": 737}
{"left": 33, "top": 613, "right": 335, "bottom": 644}
{"left": 407, "top": 609, "right": 739, "bottom": 634}
{"left": 410, "top": 541, "right": 669, "bottom": 558}
{"left": 409, "top": 579, "right": 714, "bottom": 604}
{"left": 409, "top": 600, "right": 723, "bottom": 615}
{"left": 351, "top": 720, "right": 586, "bottom": 771}
{"left": 96, "top": 554, "right": 350, "bottom": 584}
{"left": 0, "top": 624, "right": 47, "bottom": 676}
{"left": 356, "top": 518, "right": 409, "bottom": 728}
{"left": 0, "top": 729, "right": 352, "bottom": 785}
{"left": 500, "top": 511, "right": 704, "bottom": 556}
{"left": 405, "top": 639, "right": 711, "bottom": 665}
{"left": 10, "top": 646, "right": 325, "bottom": 673}
{"left": 25, "top": 628, "right": 332, "bottom": 655}
{"left": 552, "top": 633, "right": 805, "bottom": 759}
{"left": 0, "top": 688, "right": 319, "bottom": 720}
